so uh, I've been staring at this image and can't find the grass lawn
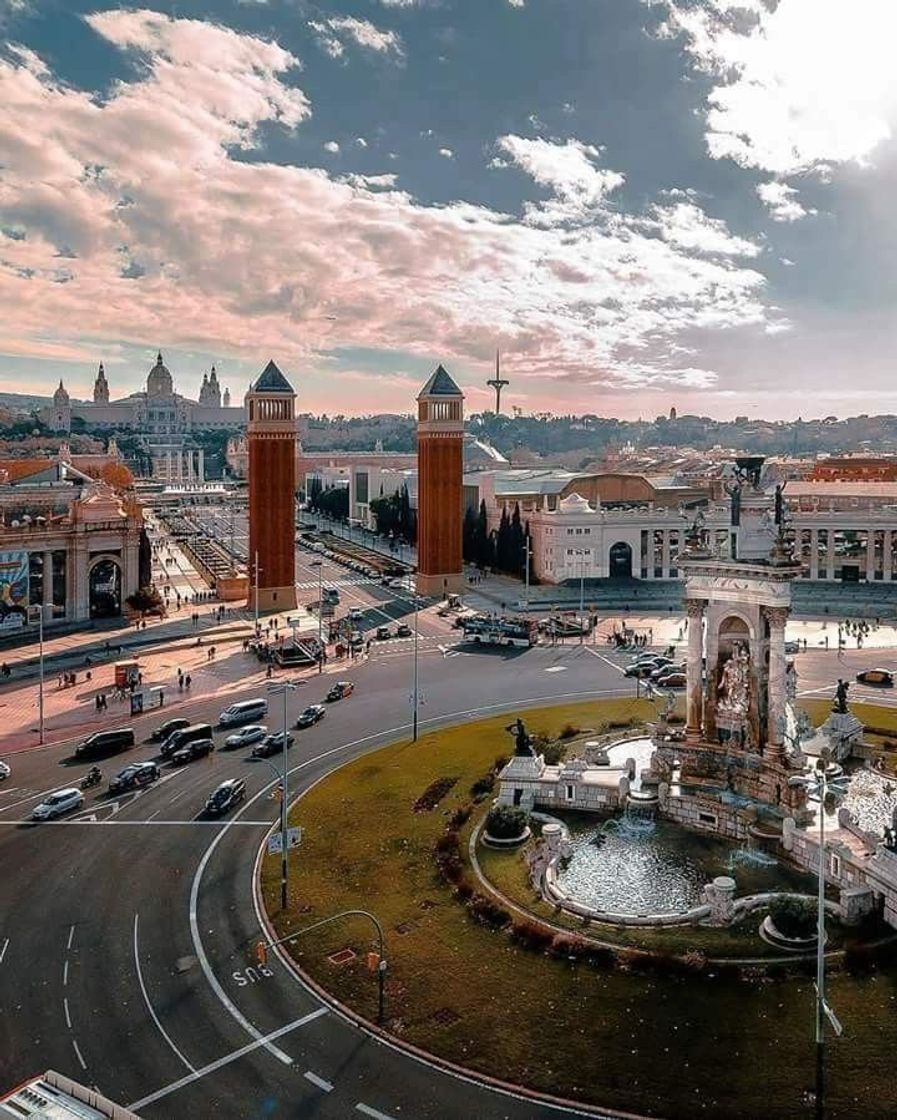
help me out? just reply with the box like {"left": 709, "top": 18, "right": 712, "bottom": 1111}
{"left": 261, "top": 698, "right": 897, "bottom": 1120}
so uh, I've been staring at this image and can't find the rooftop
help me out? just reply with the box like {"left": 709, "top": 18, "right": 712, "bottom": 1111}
{"left": 252, "top": 359, "right": 294, "bottom": 394}
{"left": 417, "top": 364, "right": 462, "bottom": 399}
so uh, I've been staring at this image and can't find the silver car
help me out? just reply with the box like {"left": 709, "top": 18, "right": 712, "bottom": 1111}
{"left": 224, "top": 724, "right": 268, "bottom": 748}
{"left": 32, "top": 788, "right": 83, "bottom": 821}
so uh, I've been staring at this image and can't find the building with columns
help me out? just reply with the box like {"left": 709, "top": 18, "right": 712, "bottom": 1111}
{"left": 416, "top": 365, "right": 464, "bottom": 597}
{"left": 246, "top": 360, "right": 298, "bottom": 612}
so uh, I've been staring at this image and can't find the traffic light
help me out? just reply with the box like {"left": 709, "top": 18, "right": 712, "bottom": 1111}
{"left": 255, "top": 940, "right": 268, "bottom": 966}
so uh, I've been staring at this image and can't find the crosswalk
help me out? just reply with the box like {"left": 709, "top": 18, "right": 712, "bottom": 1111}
{"left": 295, "top": 577, "right": 377, "bottom": 590}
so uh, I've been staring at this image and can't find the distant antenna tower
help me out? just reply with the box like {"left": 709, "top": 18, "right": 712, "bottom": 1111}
{"left": 486, "top": 350, "right": 510, "bottom": 414}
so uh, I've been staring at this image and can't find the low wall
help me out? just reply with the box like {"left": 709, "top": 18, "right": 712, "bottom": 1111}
{"left": 661, "top": 792, "right": 748, "bottom": 842}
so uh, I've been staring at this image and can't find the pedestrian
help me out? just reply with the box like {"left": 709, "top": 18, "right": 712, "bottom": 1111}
{"left": 266, "top": 663, "right": 273, "bottom": 679}
{"left": 95, "top": 695, "right": 101, "bottom": 712}
{"left": 86, "top": 670, "right": 92, "bottom": 682}
{"left": 185, "top": 674, "right": 191, "bottom": 690}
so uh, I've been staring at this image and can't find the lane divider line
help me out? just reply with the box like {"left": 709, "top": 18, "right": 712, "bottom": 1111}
{"left": 72, "top": 1038, "right": 87, "bottom": 1070}
{"left": 128, "top": 1008, "right": 326, "bottom": 1112}
{"left": 304, "top": 1071, "right": 333, "bottom": 1092}
{"left": 133, "top": 913, "right": 196, "bottom": 1075}
{"left": 356, "top": 1105, "right": 398, "bottom": 1120}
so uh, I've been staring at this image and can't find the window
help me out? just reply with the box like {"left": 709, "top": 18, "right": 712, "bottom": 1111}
{"left": 565, "top": 784, "right": 575, "bottom": 801}
{"left": 698, "top": 811, "right": 717, "bottom": 826}
{"left": 830, "top": 853, "right": 842, "bottom": 878}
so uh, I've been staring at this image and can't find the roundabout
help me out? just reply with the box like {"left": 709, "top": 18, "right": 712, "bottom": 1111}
{"left": 259, "top": 697, "right": 897, "bottom": 1120}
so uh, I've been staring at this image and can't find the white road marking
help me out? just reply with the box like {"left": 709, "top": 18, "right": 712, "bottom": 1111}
{"left": 585, "top": 647, "right": 628, "bottom": 673}
{"left": 145, "top": 809, "right": 161, "bottom": 822}
{"left": 356, "top": 1104, "right": 398, "bottom": 1120}
{"left": 304, "top": 1071, "right": 333, "bottom": 1092}
{"left": 128, "top": 1008, "right": 327, "bottom": 1111}
{"left": 67, "top": 924, "right": 75, "bottom": 951}
{"left": 63, "top": 997, "right": 72, "bottom": 1029}
{"left": 63, "top": 960, "right": 69, "bottom": 986}
{"left": 0, "top": 938, "right": 8, "bottom": 965}
{"left": 167, "top": 788, "right": 187, "bottom": 804}
{"left": 544, "top": 666, "right": 567, "bottom": 673}
{"left": 133, "top": 913, "right": 196, "bottom": 1074}
{"left": 0, "top": 819, "right": 274, "bottom": 828}
{"left": 72, "top": 1038, "right": 87, "bottom": 1070}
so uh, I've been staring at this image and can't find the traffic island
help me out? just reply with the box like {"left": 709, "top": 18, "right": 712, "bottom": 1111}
{"left": 259, "top": 698, "right": 897, "bottom": 1120}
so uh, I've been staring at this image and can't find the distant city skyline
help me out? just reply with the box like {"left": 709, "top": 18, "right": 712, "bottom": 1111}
{"left": 2, "top": 1, "right": 897, "bottom": 420}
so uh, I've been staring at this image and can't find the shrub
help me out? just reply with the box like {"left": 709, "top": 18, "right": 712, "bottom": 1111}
{"left": 454, "top": 878, "right": 474, "bottom": 902}
{"left": 413, "top": 776, "right": 459, "bottom": 813}
{"left": 558, "top": 722, "right": 580, "bottom": 740}
{"left": 492, "top": 755, "right": 509, "bottom": 773}
{"left": 768, "top": 895, "right": 818, "bottom": 940}
{"left": 435, "top": 830, "right": 460, "bottom": 856}
{"left": 549, "top": 933, "right": 590, "bottom": 960}
{"left": 468, "top": 893, "right": 511, "bottom": 930}
{"left": 470, "top": 774, "right": 495, "bottom": 799}
{"left": 448, "top": 805, "right": 472, "bottom": 829}
{"left": 510, "top": 920, "right": 554, "bottom": 953}
{"left": 541, "top": 741, "right": 566, "bottom": 765}
{"left": 485, "top": 805, "right": 528, "bottom": 840}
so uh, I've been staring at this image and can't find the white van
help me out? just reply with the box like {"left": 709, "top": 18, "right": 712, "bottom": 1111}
{"left": 219, "top": 697, "right": 269, "bottom": 726}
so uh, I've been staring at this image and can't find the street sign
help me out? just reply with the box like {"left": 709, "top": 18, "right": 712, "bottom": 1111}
{"left": 267, "top": 826, "right": 302, "bottom": 855}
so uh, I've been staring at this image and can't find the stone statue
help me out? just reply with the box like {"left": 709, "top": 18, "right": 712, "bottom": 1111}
{"left": 506, "top": 717, "right": 534, "bottom": 757}
{"left": 684, "top": 508, "right": 709, "bottom": 553}
{"left": 724, "top": 479, "right": 742, "bottom": 527}
{"left": 785, "top": 659, "right": 798, "bottom": 704}
{"left": 774, "top": 483, "right": 786, "bottom": 526}
{"left": 833, "top": 678, "right": 850, "bottom": 715}
{"left": 716, "top": 644, "right": 751, "bottom": 744}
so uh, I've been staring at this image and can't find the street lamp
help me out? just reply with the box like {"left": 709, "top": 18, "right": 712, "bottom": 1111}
{"left": 267, "top": 679, "right": 298, "bottom": 911}
{"left": 411, "top": 580, "right": 420, "bottom": 742}
{"left": 788, "top": 749, "right": 850, "bottom": 1120}
{"left": 28, "top": 605, "right": 44, "bottom": 745}
{"left": 309, "top": 559, "right": 324, "bottom": 674}
{"left": 252, "top": 550, "right": 261, "bottom": 633}
{"left": 522, "top": 530, "right": 531, "bottom": 611}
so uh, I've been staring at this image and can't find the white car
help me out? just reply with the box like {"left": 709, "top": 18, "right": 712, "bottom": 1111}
{"left": 32, "top": 788, "right": 83, "bottom": 821}
{"left": 388, "top": 577, "right": 408, "bottom": 590}
{"left": 225, "top": 724, "right": 268, "bottom": 748}
{"left": 0, "top": 760, "right": 10, "bottom": 781}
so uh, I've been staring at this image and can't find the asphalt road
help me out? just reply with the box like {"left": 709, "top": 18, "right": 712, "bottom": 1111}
{"left": 0, "top": 638, "right": 637, "bottom": 1119}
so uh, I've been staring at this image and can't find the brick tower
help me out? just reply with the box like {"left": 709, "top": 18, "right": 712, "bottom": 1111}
{"left": 416, "top": 364, "right": 464, "bottom": 597}
{"left": 246, "top": 359, "right": 297, "bottom": 612}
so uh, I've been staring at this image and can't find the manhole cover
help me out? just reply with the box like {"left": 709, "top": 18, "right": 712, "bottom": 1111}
{"left": 328, "top": 948, "right": 357, "bottom": 966}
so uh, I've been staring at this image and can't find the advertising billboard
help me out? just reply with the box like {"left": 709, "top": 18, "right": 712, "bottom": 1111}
{"left": 0, "top": 551, "right": 29, "bottom": 630}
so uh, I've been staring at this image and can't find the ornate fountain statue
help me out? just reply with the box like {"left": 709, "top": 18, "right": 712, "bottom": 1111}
{"left": 833, "top": 679, "right": 850, "bottom": 715}
{"left": 715, "top": 643, "right": 751, "bottom": 745}
{"left": 506, "top": 717, "right": 534, "bottom": 757}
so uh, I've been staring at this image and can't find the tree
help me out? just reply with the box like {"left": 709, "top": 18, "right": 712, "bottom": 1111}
{"left": 126, "top": 586, "right": 164, "bottom": 617}
{"left": 99, "top": 461, "right": 134, "bottom": 491}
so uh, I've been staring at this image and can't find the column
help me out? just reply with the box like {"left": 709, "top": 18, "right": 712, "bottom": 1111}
{"left": 827, "top": 529, "right": 835, "bottom": 580}
{"left": 685, "top": 599, "right": 704, "bottom": 738}
{"left": 885, "top": 531, "right": 893, "bottom": 582}
{"left": 166, "top": 449, "right": 172, "bottom": 484}
{"left": 661, "top": 530, "right": 671, "bottom": 579}
{"left": 866, "top": 530, "right": 876, "bottom": 582}
{"left": 809, "top": 528, "right": 818, "bottom": 580}
{"left": 766, "top": 606, "right": 788, "bottom": 757}
{"left": 198, "top": 449, "right": 205, "bottom": 483}
{"left": 42, "top": 549, "right": 54, "bottom": 616}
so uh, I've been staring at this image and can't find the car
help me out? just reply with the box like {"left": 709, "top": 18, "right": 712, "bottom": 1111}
{"left": 651, "top": 662, "right": 684, "bottom": 681}
{"left": 252, "top": 732, "right": 295, "bottom": 757}
{"left": 32, "top": 788, "right": 83, "bottom": 820}
{"left": 75, "top": 727, "right": 136, "bottom": 758}
{"left": 326, "top": 681, "right": 355, "bottom": 702}
{"left": 160, "top": 723, "right": 213, "bottom": 759}
{"left": 150, "top": 717, "right": 190, "bottom": 743}
{"left": 219, "top": 698, "right": 269, "bottom": 726}
{"left": 348, "top": 607, "right": 364, "bottom": 622}
{"left": 109, "top": 761, "right": 160, "bottom": 793}
{"left": 295, "top": 704, "right": 326, "bottom": 728}
{"left": 396, "top": 624, "right": 412, "bottom": 638}
{"left": 171, "top": 738, "right": 215, "bottom": 764}
{"left": 224, "top": 724, "right": 268, "bottom": 748}
{"left": 0, "top": 760, "right": 10, "bottom": 781}
{"left": 784, "top": 640, "right": 801, "bottom": 654}
{"left": 376, "top": 626, "right": 392, "bottom": 641}
{"left": 205, "top": 778, "right": 246, "bottom": 816}
{"left": 388, "top": 577, "right": 407, "bottom": 590}
{"left": 857, "top": 669, "right": 894, "bottom": 687}
{"left": 655, "top": 671, "right": 687, "bottom": 688}
{"left": 624, "top": 663, "right": 657, "bottom": 678}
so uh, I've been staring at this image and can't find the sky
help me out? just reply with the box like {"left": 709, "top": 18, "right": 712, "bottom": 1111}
{"left": 2, "top": 0, "right": 897, "bottom": 420}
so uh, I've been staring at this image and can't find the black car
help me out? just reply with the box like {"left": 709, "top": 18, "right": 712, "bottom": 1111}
{"left": 252, "top": 732, "right": 295, "bottom": 758}
{"left": 171, "top": 738, "right": 215, "bottom": 764}
{"left": 376, "top": 626, "right": 392, "bottom": 640}
{"left": 295, "top": 704, "right": 326, "bottom": 728}
{"left": 109, "top": 761, "right": 160, "bottom": 793}
{"left": 205, "top": 778, "right": 246, "bottom": 816}
{"left": 396, "top": 624, "right": 412, "bottom": 638}
{"left": 151, "top": 717, "right": 190, "bottom": 743}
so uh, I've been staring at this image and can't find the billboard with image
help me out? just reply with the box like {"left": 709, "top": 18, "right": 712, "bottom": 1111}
{"left": 0, "top": 551, "right": 28, "bottom": 630}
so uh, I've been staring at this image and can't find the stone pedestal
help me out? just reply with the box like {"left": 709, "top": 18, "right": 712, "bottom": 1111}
{"left": 702, "top": 875, "right": 737, "bottom": 925}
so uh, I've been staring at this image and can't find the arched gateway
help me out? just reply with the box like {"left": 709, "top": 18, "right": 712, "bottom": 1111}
{"left": 608, "top": 541, "right": 632, "bottom": 579}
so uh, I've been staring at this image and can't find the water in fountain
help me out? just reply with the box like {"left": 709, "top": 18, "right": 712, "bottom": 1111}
{"left": 725, "top": 835, "right": 778, "bottom": 870}
{"left": 601, "top": 799, "right": 657, "bottom": 838}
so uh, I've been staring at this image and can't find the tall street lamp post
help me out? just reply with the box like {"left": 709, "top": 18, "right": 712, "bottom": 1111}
{"left": 253, "top": 550, "right": 261, "bottom": 633}
{"left": 309, "top": 559, "right": 324, "bottom": 674}
{"left": 411, "top": 583, "right": 420, "bottom": 742}
{"left": 267, "top": 679, "right": 298, "bottom": 911}
{"left": 789, "top": 750, "right": 849, "bottom": 1120}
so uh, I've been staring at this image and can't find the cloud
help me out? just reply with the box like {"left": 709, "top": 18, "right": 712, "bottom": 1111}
{"left": 755, "top": 180, "right": 814, "bottom": 222}
{"left": 438, "top": 147, "right": 453, "bottom": 159}
{"left": 0, "top": 10, "right": 775, "bottom": 403}
{"left": 656, "top": 0, "right": 897, "bottom": 178}
{"left": 355, "top": 136, "right": 368, "bottom": 148}
{"left": 323, "top": 140, "right": 340, "bottom": 153}
{"left": 309, "top": 15, "right": 403, "bottom": 59}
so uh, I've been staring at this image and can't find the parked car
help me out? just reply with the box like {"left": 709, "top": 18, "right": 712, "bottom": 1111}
{"left": 205, "top": 778, "right": 246, "bottom": 816}
{"left": 252, "top": 732, "right": 295, "bottom": 757}
{"left": 856, "top": 668, "right": 894, "bottom": 687}
{"left": 151, "top": 717, "right": 190, "bottom": 743}
{"left": 32, "top": 788, "right": 83, "bottom": 820}
{"left": 219, "top": 698, "right": 269, "bottom": 726}
{"left": 396, "top": 623, "right": 412, "bottom": 638}
{"left": 326, "top": 681, "right": 355, "bottom": 702}
{"left": 0, "top": 760, "right": 10, "bottom": 781}
{"left": 295, "top": 704, "right": 326, "bottom": 728}
{"left": 784, "top": 640, "right": 801, "bottom": 654}
{"left": 224, "top": 724, "right": 268, "bottom": 748}
{"left": 624, "top": 663, "right": 659, "bottom": 678}
{"left": 348, "top": 607, "right": 364, "bottom": 622}
{"left": 171, "top": 738, "right": 215, "bottom": 764}
{"left": 376, "top": 626, "right": 392, "bottom": 641}
{"left": 655, "top": 671, "right": 687, "bottom": 688}
{"left": 651, "top": 662, "right": 684, "bottom": 681}
{"left": 109, "top": 761, "right": 160, "bottom": 793}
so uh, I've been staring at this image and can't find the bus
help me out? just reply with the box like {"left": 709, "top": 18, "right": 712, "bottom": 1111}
{"left": 462, "top": 615, "right": 536, "bottom": 649}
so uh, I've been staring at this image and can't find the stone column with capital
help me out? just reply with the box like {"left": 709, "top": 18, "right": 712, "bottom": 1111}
{"left": 42, "top": 549, "right": 54, "bottom": 611}
{"left": 661, "top": 530, "right": 671, "bottom": 579}
{"left": 886, "top": 530, "right": 893, "bottom": 582}
{"left": 685, "top": 599, "right": 705, "bottom": 737}
{"left": 766, "top": 606, "right": 789, "bottom": 755}
{"left": 809, "top": 528, "right": 819, "bottom": 580}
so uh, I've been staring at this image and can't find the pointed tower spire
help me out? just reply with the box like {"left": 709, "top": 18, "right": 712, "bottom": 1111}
{"left": 486, "top": 348, "right": 510, "bottom": 414}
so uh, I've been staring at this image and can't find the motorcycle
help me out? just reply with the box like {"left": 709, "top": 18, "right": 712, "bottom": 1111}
{"left": 81, "top": 769, "right": 102, "bottom": 789}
